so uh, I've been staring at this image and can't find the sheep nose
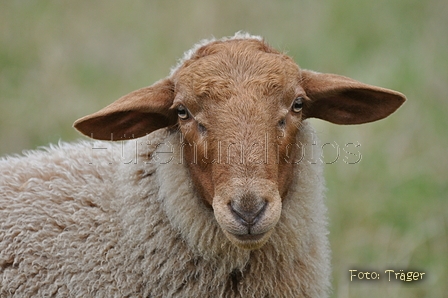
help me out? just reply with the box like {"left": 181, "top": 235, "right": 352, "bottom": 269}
{"left": 230, "top": 199, "right": 267, "bottom": 226}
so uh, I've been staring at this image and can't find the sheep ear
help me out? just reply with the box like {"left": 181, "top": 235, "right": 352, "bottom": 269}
{"left": 73, "top": 78, "right": 177, "bottom": 140}
{"left": 300, "top": 70, "right": 406, "bottom": 124}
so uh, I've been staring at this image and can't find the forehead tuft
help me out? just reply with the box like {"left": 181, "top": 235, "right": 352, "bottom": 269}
{"left": 170, "top": 32, "right": 264, "bottom": 76}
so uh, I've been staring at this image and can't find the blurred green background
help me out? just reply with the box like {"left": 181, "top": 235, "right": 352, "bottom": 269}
{"left": 1, "top": 0, "right": 447, "bottom": 297}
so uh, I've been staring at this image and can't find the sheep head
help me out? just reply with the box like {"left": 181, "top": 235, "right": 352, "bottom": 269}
{"left": 74, "top": 36, "right": 405, "bottom": 250}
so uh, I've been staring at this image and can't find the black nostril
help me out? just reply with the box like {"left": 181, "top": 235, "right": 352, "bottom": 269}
{"left": 229, "top": 200, "right": 267, "bottom": 226}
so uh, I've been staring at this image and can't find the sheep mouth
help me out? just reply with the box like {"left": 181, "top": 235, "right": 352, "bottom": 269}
{"left": 221, "top": 211, "right": 278, "bottom": 249}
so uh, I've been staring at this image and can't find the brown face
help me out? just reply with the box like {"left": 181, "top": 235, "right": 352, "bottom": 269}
{"left": 172, "top": 40, "right": 306, "bottom": 249}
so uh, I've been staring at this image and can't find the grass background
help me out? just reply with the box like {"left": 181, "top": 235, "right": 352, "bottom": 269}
{"left": 1, "top": 0, "right": 447, "bottom": 297}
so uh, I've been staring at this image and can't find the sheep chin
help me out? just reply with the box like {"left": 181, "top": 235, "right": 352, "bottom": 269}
{"left": 223, "top": 229, "right": 275, "bottom": 250}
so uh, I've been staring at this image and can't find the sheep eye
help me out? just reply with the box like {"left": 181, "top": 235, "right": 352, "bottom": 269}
{"left": 292, "top": 97, "right": 303, "bottom": 113}
{"left": 177, "top": 105, "right": 189, "bottom": 120}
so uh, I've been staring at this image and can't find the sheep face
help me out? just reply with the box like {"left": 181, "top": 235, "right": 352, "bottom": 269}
{"left": 74, "top": 35, "right": 406, "bottom": 250}
{"left": 171, "top": 40, "right": 304, "bottom": 249}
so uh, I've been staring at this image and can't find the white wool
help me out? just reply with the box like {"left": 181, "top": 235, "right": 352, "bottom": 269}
{"left": 0, "top": 122, "right": 330, "bottom": 297}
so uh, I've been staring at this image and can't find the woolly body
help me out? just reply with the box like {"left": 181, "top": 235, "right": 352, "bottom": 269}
{"left": 0, "top": 124, "right": 329, "bottom": 297}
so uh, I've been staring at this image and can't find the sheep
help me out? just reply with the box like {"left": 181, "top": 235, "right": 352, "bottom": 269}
{"left": 0, "top": 32, "right": 405, "bottom": 297}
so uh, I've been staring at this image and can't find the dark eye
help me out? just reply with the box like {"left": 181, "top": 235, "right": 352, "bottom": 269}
{"left": 292, "top": 97, "right": 303, "bottom": 113}
{"left": 177, "top": 105, "right": 189, "bottom": 120}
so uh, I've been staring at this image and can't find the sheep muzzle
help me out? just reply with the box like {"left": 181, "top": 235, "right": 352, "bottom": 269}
{"left": 212, "top": 178, "right": 282, "bottom": 250}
